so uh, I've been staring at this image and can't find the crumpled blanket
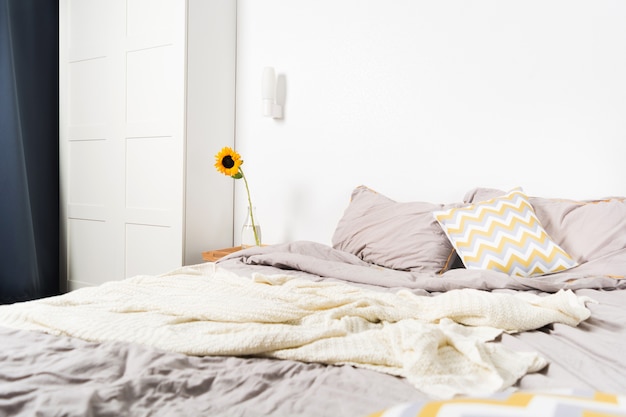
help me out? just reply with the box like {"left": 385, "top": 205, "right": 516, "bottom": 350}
{"left": 0, "top": 263, "right": 592, "bottom": 399}
{"left": 218, "top": 241, "right": 626, "bottom": 292}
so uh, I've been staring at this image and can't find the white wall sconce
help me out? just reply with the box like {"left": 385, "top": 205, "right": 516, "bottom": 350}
{"left": 262, "top": 67, "right": 283, "bottom": 119}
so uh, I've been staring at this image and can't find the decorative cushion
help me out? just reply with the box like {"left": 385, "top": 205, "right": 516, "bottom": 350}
{"left": 433, "top": 189, "right": 577, "bottom": 277}
{"left": 332, "top": 186, "right": 461, "bottom": 273}
{"left": 368, "top": 390, "right": 626, "bottom": 417}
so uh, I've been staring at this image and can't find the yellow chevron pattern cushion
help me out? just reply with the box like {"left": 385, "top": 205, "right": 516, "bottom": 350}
{"left": 367, "top": 390, "right": 626, "bottom": 417}
{"left": 433, "top": 189, "right": 577, "bottom": 277}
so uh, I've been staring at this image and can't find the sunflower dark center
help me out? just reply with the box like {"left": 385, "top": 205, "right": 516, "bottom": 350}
{"left": 222, "top": 155, "right": 235, "bottom": 169}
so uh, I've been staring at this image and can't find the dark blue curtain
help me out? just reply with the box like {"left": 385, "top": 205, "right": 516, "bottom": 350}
{"left": 0, "top": 0, "right": 59, "bottom": 303}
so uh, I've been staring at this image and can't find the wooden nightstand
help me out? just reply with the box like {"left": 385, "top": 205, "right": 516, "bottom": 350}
{"left": 202, "top": 246, "right": 243, "bottom": 262}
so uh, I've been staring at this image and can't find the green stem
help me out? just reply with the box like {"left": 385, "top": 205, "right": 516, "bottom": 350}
{"left": 239, "top": 168, "right": 260, "bottom": 246}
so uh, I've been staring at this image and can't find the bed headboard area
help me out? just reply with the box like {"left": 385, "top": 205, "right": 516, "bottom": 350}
{"left": 232, "top": 0, "right": 626, "bottom": 246}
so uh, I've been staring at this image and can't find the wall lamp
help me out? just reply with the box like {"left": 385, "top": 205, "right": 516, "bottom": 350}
{"left": 262, "top": 67, "right": 283, "bottom": 119}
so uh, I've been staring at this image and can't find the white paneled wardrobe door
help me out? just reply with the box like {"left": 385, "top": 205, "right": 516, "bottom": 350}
{"left": 123, "top": 0, "right": 186, "bottom": 280}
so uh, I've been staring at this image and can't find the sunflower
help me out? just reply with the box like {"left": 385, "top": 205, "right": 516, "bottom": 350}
{"left": 213, "top": 146, "right": 261, "bottom": 246}
{"left": 214, "top": 146, "right": 242, "bottom": 177}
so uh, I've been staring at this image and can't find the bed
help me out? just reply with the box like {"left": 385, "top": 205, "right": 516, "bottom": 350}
{"left": 1, "top": 186, "right": 625, "bottom": 417}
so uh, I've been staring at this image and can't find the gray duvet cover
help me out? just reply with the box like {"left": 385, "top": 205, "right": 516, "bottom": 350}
{"left": 1, "top": 241, "right": 625, "bottom": 417}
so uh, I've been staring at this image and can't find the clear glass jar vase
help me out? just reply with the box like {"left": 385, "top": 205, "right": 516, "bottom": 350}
{"left": 241, "top": 206, "right": 262, "bottom": 248}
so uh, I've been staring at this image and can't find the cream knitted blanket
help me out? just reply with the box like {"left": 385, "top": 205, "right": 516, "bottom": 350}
{"left": 0, "top": 263, "right": 592, "bottom": 399}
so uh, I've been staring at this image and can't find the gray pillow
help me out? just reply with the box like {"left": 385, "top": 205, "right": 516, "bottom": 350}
{"left": 464, "top": 187, "right": 626, "bottom": 264}
{"left": 332, "top": 186, "right": 460, "bottom": 273}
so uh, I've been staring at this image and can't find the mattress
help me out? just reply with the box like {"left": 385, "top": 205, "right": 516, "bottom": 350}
{"left": 0, "top": 241, "right": 625, "bottom": 417}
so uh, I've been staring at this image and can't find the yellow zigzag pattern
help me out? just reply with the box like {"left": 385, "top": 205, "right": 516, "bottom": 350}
{"left": 434, "top": 189, "right": 577, "bottom": 277}
{"left": 437, "top": 194, "right": 534, "bottom": 236}
{"left": 452, "top": 213, "right": 540, "bottom": 250}
{"left": 368, "top": 391, "right": 626, "bottom": 417}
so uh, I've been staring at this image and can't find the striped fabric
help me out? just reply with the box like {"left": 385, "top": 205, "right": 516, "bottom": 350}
{"left": 433, "top": 189, "right": 577, "bottom": 277}
{"left": 367, "top": 390, "right": 626, "bottom": 417}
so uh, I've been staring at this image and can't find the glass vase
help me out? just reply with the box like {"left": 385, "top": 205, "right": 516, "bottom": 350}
{"left": 241, "top": 206, "right": 262, "bottom": 248}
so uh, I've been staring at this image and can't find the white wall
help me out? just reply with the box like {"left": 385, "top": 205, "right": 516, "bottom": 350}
{"left": 235, "top": 0, "right": 626, "bottom": 246}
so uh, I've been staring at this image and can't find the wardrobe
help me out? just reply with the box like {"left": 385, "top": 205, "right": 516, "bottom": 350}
{"left": 59, "top": 0, "right": 235, "bottom": 290}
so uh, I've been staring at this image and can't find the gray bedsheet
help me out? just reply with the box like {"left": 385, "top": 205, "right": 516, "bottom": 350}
{"left": 1, "top": 241, "right": 625, "bottom": 417}
{"left": 0, "top": 326, "right": 423, "bottom": 417}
